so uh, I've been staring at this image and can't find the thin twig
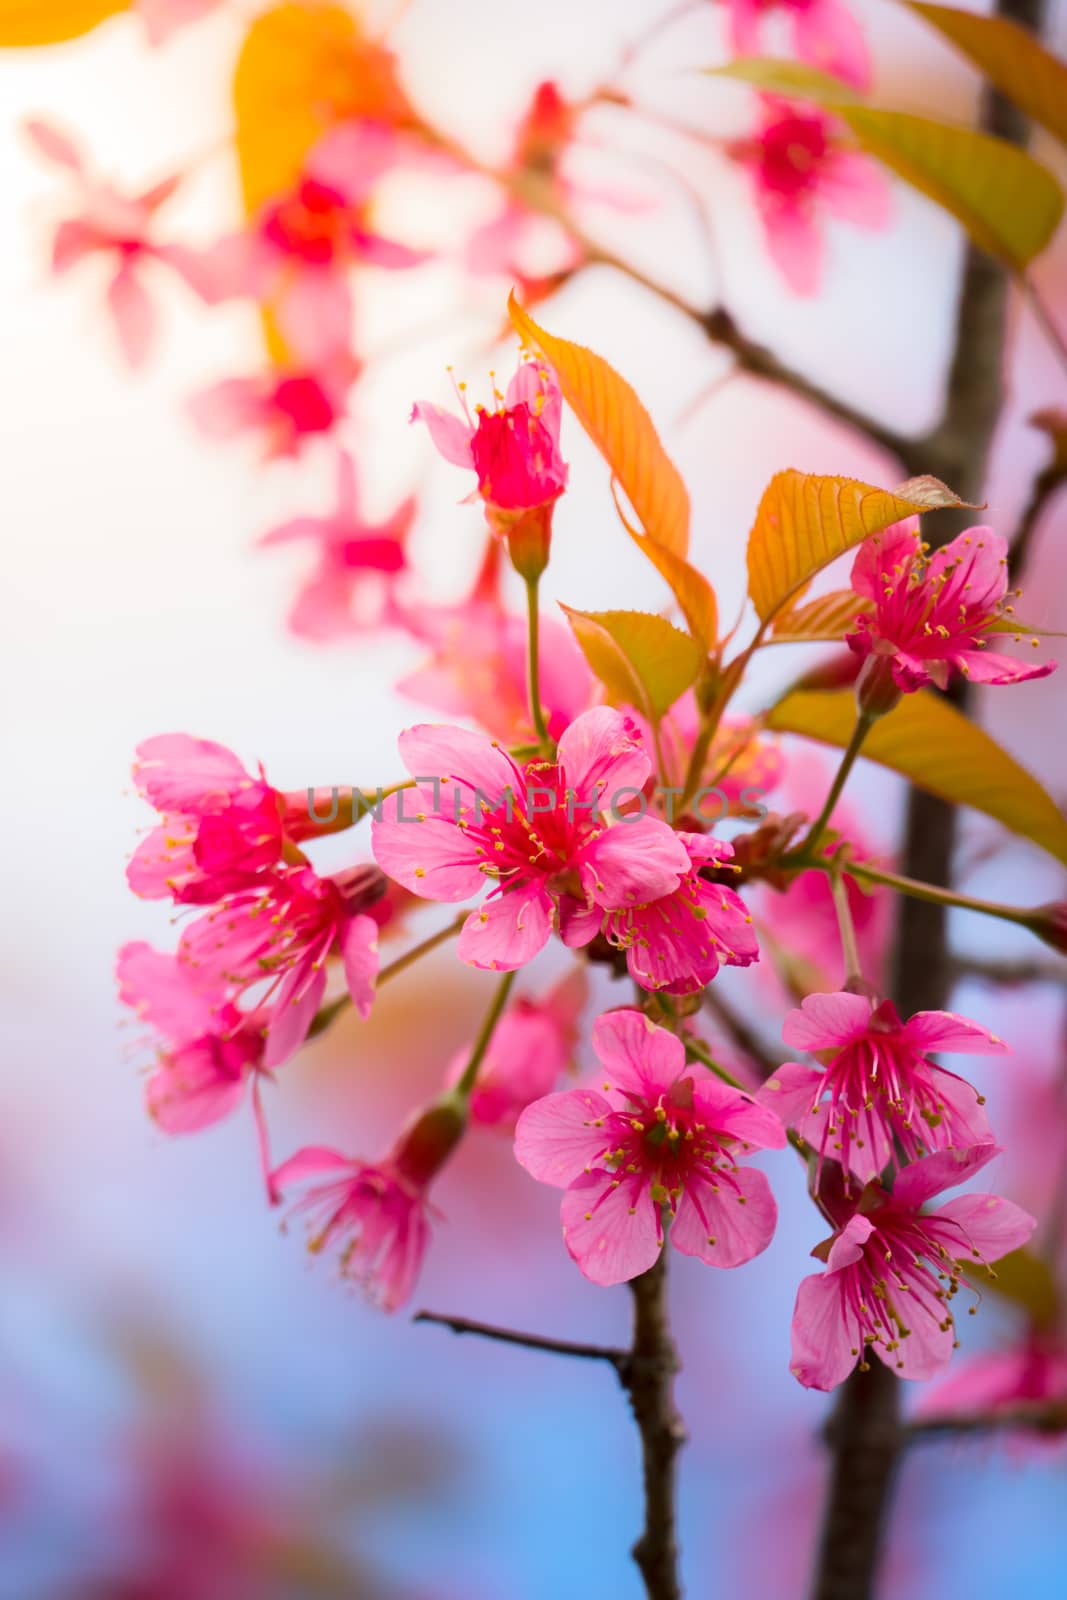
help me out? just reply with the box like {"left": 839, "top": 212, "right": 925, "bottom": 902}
{"left": 906, "top": 1400, "right": 1067, "bottom": 1440}
{"left": 413, "top": 1311, "right": 628, "bottom": 1369}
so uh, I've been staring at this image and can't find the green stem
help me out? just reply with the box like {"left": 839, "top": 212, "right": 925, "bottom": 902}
{"left": 830, "top": 854, "right": 864, "bottom": 986}
{"left": 306, "top": 915, "right": 466, "bottom": 1039}
{"left": 454, "top": 970, "right": 517, "bottom": 1098}
{"left": 525, "top": 575, "right": 552, "bottom": 753}
{"left": 800, "top": 711, "right": 874, "bottom": 857}
{"left": 836, "top": 859, "right": 1039, "bottom": 932}
{"left": 686, "top": 1033, "right": 808, "bottom": 1158}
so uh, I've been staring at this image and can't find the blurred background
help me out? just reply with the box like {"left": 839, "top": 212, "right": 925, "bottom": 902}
{"left": 2, "top": 1, "right": 1067, "bottom": 1595}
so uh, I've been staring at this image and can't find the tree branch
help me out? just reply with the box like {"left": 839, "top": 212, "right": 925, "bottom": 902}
{"left": 412, "top": 1311, "right": 628, "bottom": 1369}
{"left": 906, "top": 1400, "right": 1067, "bottom": 1441}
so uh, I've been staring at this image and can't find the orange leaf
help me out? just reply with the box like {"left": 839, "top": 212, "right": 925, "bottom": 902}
{"left": 610, "top": 482, "right": 718, "bottom": 647}
{"left": 768, "top": 588, "right": 872, "bottom": 645}
{"left": 0, "top": 0, "right": 127, "bottom": 45}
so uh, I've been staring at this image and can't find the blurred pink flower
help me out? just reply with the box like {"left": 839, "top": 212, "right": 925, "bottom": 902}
{"left": 259, "top": 451, "right": 416, "bottom": 640}
{"left": 515, "top": 1009, "right": 785, "bottom": 1285}
{"left": 761, "top": 992, "right": 1000, "bottom": 1185}
{"left": 24, "top": 118, "right": 200, "bottom": 366}
{"left": 189, "top": 355, "right": 355, "bottom": 460}
{"left": 790, "top": 1142, "right": 1035, "bottom": 1390}
{"left": 729, "top": 97, "right": 889, "bottom": 295}
{"left": 191, "top": 122, "right": 428, "bottom": 361}
{"left": 724, "top": 0, "right": 871, "bottom": 91}
{"left": 915, "top": 1332, "right": 1067, "bottom": 1439}
{"left": 178, "top": 864, "right": 382, "bottom": 1068}
{"left": 566, "top": 832, "right": 760, "bottom": 993}
{"left": 273, "top": 1097, "right": 467, "bottom": 1310}
{"left": 371, "top": 708, "right": 692, "bottom": 971}
{"left": 847, "top": 524, "right": 1057, "bottom": 692}
{"left": 444, "top": 967, "right": 587, "bottom": 1131}
{"left": 137, "top": 0, "right": 222, "bottom": 45}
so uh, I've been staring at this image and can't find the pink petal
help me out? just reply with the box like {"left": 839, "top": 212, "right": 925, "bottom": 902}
{"left": 514, "top": 1087, "right": 615, "bottom": 1186}
{"left": 795, "top": 0, "right": 872, "bottom": 91}
{"left": 263, "top": 961, "right": 327, "bottom": 1069}
{"left": 690, "top": 1078, "right": 788, "bottom": 1151}
{"left": 820, "top": 149, "right": 891, "bottom": 229}
{"left": 557, "top": 706, "right": 650, "bottom": 801}
{"left": 849, "top": 524, "right": 919, "bottom": 603}
{"left": 826, "top": 1212, "right": 875, "bottom": 1272}
{"left": 759, "top": 196, "right": 823, "bottom": 297}
{"left": 271, "top": 1144, "right": 355, "bottom": 1190}
{"left": 126, "top": 822, "right": 196, "bottom": 900}
{"left": 133, "top": 733, "right": 252, "bottom": 811}
{"left": 591, "top": 1008, "right": 686, "bottom": 1102}
{"left": 580, "top": 816, "right": 689, "bottom": 909}
{"left": 308, "top": 120, "right": 400, "bottom": 197}
{"left": 955, "top": 649, "right": 1056, "bottom": 686}
{"left": 146, "top": 1046, "right": 247, "bottom": 1133}
{"left": 188, "top": 376, "right": 265, "bottom": 440}
{"left": 781, "top": 990, "right": 873, "bottom": 1052}
{"left": 933, "top": 1193, "right": 1037, "bottom": 1265}
{"left": 891, "top": 1141, "right": 1001, "bottom": 1211}
{"left": 397, "top": 722, "right": 516, "bottom": 802}
{"left": 884, "top": 1300, "right": 956, "bottom": 1382}
{"left": 410, "top": 401, "right": 475, "bottom": 469}
{"left": 340, "top": 913, "right": 379, "bottom": 1019}
{"left": 670, "top": 1165, "right": 777, "bottom": 1268}
{"left": 108, "top": 264, "right": 156, "bottom": 368}
{"left": 758, "top": 1060, "right": 824, "bottom": 1128}
{"left": 903, "top": 1009, "right": 1009, "bottom": 1056}
{"left": 561, "top": 1169, "right": 661, "bottom": 1286}
{"left": 456, "top": 883, "right": 553, "bottom": 970}
{"left": 790, "top": 1269, "right": 863, "bottom": 1391}
{"left": 277, "top": 271, "right": 353, "bottom": 364}
{"left": 116, "top": 941, "right": 221, "bottom": 1043}
{"left": 258, "top": 514, "right": 335, "bottom": 548}
{"left": 371, "top": 793, "right": 485, "bottom": 902}
{"left": 137, "top": 0, "right": 221, "bottom": 46}
{"left": 24, "top": 118, "right": 84, "bottom": 171}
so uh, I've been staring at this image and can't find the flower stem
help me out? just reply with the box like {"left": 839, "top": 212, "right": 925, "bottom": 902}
{"left": 525, "top": 574, "right": 552, "bottom": 753}
{"left": 453, "top": 970, "right": 516, "bottom": 1098}
{"left": 306, "top": 915, "right": 466, "bottom": 1039}
{"left": 807, "top": 857, "right": 1039, "bottom": 934}
{"left": 800, "top": 710, "right": 874, "bottom": 858}
{"left": 830, "top": 853, "right": 864, "bottom": 986}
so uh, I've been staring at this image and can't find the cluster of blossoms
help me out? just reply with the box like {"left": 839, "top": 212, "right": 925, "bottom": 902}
{"left": 81, "top": 0, "right": 1056, "bottom": 1409}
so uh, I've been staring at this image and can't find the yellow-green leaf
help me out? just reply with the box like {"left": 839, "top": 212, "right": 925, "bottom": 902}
{"left": 507, "top": 294, "right": 691, "bottom": 557}
{"left": 235, "top": 3, "right": 411, "bottom": 360}
{"left": 767, "top": 686, "right": 1067, "bottom": 865}
{"left": 712, "top": 57, "right": 1064, "bottom": 269}
{"left": 769, "top": 588, "right": 872, "bottom": 645}
{"left": 747, "top": 470, "right": 967, "bottom": 625}
{"left": 609, "top": 481, "right": 718, "bottom": 647}
{"left": 0, "top": 0, "right": 127, "bottom": 45}
{"left": 560, "top": 607, "right": 703, "bottom": 720}
{"left": 908, "top": 3, "right": 1067, "bottom": 152}
{"left": 974, "top": 1247, "right": 1060, "bottom": 1330}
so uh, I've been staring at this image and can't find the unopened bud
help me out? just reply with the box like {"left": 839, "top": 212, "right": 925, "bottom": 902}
{"left": 855, "top": 654, "right": 902, "bottom": 719}
{"left": 391, "top": 1095, "right": 468, "bottom": 1188}
{"left": 487, "top": 501, "right": 554, "bottom": 582}
{"left": 1028, "top": 902, "right": 1067, "bottom": 955}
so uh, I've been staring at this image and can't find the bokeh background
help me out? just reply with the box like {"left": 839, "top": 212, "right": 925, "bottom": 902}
{"left": 3, "top": 1, "right": 1067, "bottom": 1595}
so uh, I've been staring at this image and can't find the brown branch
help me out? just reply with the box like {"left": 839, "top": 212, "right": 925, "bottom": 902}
{"left": 907, "top": 1400, "right": 1067, "bottom": 1441}
{"left": 1009, "top": 449, "right": 1067, "bottom": 582}
{"left": 949, "top": 952, "right": 1066, "bottom": 987}
{"left": 416, "top": 1252, "right": 686, "bottom": 1600}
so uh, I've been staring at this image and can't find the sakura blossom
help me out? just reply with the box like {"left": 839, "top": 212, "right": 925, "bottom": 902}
{"left": 515, "top": 1009, "right": 786, "bottom": 1284}
{"left": 259, "top": 451, "right": 416, "bottom": 640}
{"left": 444, "top": 968, "right": 587, "bottom": 1132}
{"left": 24, "top": 118, "right": 201, "bottom": 366}
{"left": 790, "top": 1143, "right": 1036, "bottom": 1390}
{"left": 723, "top": 0, "right": 871, "bottom": 91}
{"left": 846, "top": 523, "right": 1058, "bottom": 693}
{"left": 189, "top": 356, "right": 355, "bottom": 459}
{"left": 272, "top": 1097, "right": 466, "bottom": 1311}
{"left": 729, "top": 96, "right": 890, "bottom": 295}
{"left": 371, "top": 707, "right": 693, "bottom": 972}
{"left": 762, "top": 992, "right": 1001, "bottom": 1185}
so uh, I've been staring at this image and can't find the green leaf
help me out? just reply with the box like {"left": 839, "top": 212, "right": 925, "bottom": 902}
{"left": 560, "top": 607, "right": 703, "bottom": 720}
{"left": 908, "top": 2, "right": 1067, "bottom": 152}
{"left": 973, "top": 1247, "right": 1060, "bottom": 1330}
{"left": 767, "top": 686, "right": 1067, "bottom": 866}
{"left": 747, "top": 470, "right": 967, "bottom": 626}
{"left": 711, "top": 57, "right": 1065, "bottom": 269}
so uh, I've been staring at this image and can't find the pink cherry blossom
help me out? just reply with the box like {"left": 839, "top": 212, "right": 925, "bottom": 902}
{"left": 725, "top": 0, "right": 871, "bottom": 92}
{"left": 137, "top": 0, "right": 222, "bottom": 45}
{"left": 191, "top": 123, "right": 428, "bottom": 362}
{"left": 444, "top": 968, "right": 587, "bottom": 1131}
{"left": 272, "top": 1097, "right": 466, "bottom": 1311}
{"left": 729, "top": 97, "right": 890, "bottom": 295}
{"left": 846, "top": 523, "right": 1057, "bottom": 692}
{"left": 762, "top": 992, "right": 1001, "bottom": 1185}
{"left": 24, "top": 118, "right": 201, "bottom": 366}
{"left": 127, "top": 733, "right": 345, "bottom": 904}
{"left": 568, "top": 832, "right": 760, "bottom": 994}
{"left": 178, "top": 864, "right": 382, "bottom": 1069}
{"left": 515, "top": 1009, "right": 786, "bottom": 1285}
{"left": 790, "top": 1142, "right": 1036, "bottom": 1390}
{"left": 259, "top": 452, "right": 416, "bottom": 640}
{"left": 397, "top": 539, "right": 594, "bottom": 742}
{"left": 371, "top": 708, "right": 692, "bottom": 972}
{"left": 189, "top": 354, "right": 355, "bottom": 460}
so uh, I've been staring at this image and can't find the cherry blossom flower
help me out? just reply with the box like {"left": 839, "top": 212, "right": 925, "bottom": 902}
{"left": 412, "top": 356, "right": 567, "bottom": 577}
{"left": 565, "top": 832, "right": 760, "bottom": 993}
{"left": 397, "top": 539, "right": 593, "bottom": 742}
{"left": 272, "top": 1097, "right": 467, "bottom": 1310}
{"left": 515, "top": 1009, "right": 785, "bottom": 1285}
{"left": 729, "top": 96, "right": 889, "bottom": 295}
{"left": 790, "top": 1142, "right": 1036, "bottom": 1390}
{"left": 137, "top": 0, "right": 222, "bottom": 45}
{"left": 724, "top": 0, "right": 871, "bottom": 91}
{"left": 192, "top": 123, "right": 429, "bottom": 361}
{"left": 178, "top": 864, "right": 382, "bottom": 1069}
{"left": 846, "top": 523, "right": 1057, "bottom": 693}
{"left": 189, "top": 354, "right": 355, "bottom": 460}
{"left": 24, "top": 118, "right": 201, "bottom": 366}
{"left": 371, "top": 707, "right": 692, "bottom": 972}
{"left": 444, "top": 968, "right": 587, "bottom": 1132}
{"left": 762, "top": 992, "right": 1000, "bottom": 1185}
{"left": 116, "top": 940, "right": 268, "bottom": 1135}
{"left": 259, "top": 452, "right": 416, "bottom": 640}
{"left": 127, "top": 733, "right": 347, "bottom": 904}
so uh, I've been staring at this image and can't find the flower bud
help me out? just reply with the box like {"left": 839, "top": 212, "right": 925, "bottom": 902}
{"left": 855, "top": 653, "right": 902, "bottom": 719}
{"left": 391, "top": 1095, "right": 468, "bottom": 1188}
{"left": 1028, "top": 902, "right": 1067, "bottom": 955}
{"left": 331, "top": 862, "right": 388, "bottom": 914}
{"left": 487, "top": 500, "right": 555, "bottom": 582}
